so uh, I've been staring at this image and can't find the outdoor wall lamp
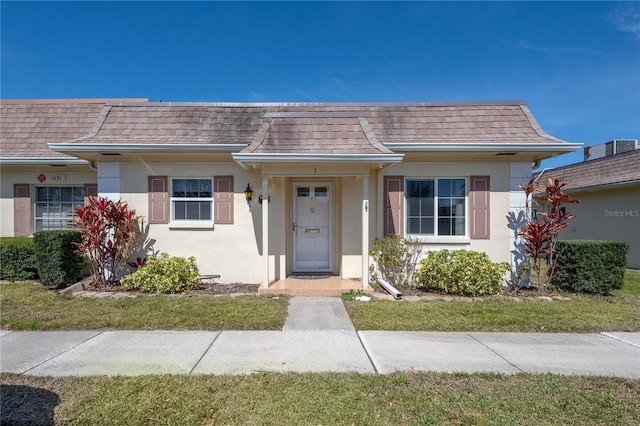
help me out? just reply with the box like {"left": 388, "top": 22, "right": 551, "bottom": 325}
{"left": 244, "top": 183, "right": 253, "bottom": 203}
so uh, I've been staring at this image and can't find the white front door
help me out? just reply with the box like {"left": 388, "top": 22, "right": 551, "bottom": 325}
{"left": 293, "top": 182, "right": 332, "bottom": 272}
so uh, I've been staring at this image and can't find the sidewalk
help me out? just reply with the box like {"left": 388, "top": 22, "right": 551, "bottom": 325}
{"left": 1, "top": 297, "right": 639, "bottom": 378}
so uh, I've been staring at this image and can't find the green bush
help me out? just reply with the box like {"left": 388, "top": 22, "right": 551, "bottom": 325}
{"left": 121, "top": 253, "right": 200, "bottom": 294}
{"left": 414, "top": 250, "right": 510, "bottom": 297}
{"left": 0, "top": 237, "right": 38, "bottom": 281}
{"left": 33, "top": 231, "right": 84, "bottom": 288}
{"left": 551, "top": 240, "right": 628, "bottom": 295}
{"left": 370, "top": 235, "right": 423, "bottom": 288}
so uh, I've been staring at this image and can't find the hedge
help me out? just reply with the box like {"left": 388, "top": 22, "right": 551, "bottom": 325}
{"left": 32, "top": 231, "right": 85, "bottom": 288}
{"left": 0, "top": 237, "right": 38, "bottom": 281}
{"left": 551, "top": 240, "right": 629, "bottom": 295}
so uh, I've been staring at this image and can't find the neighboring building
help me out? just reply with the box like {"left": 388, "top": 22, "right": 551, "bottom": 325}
{"left": 537, "top": 145, "right": 640, "bottom": 269}
{"left": 0, "top": 99, "right": 582, "bottom": 289}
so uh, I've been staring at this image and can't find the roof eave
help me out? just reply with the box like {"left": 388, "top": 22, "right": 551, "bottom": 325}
{"left": 0, "top": 157, "right": 89, "bottom": 165}
{"left": 383, "top": 142, "right": 583, "bottom": 152}
{"left": 48, "top": 143, "right": 248, "bottom": 153}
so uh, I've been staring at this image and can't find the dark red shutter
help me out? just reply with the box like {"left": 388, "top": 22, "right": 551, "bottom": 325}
{"left": 383, "top": 176, "right": 404, "bottom": 236}
{"left": 470, "top": 176, "right": 490, "bottom": 239}
{"left": 214, "top": 176, "right": 234, "bottom": 224}
{"left": 148, "top": 176, "right": 169, "bottom": 224}
{"left": 14, "top": 184, "right": 31, "bottom": 237}
{"left": 84, "top": 184, "right": 98, "bottom": 206}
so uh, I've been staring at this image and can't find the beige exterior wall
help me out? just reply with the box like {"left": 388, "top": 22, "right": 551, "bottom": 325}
{"left": 378, "top": 161, "right": 512, "bottom": 264}
{"left": 557, "top": 185, "right": 640, "bottom": 269}
{"left": 0, "top": 167, "right": 96, "bottom": 237}
{"left": 1, "top": 159, "right": 520, "bottom": 283}
{"left": 119, "top": 161, "right": 263, "bottom": 283}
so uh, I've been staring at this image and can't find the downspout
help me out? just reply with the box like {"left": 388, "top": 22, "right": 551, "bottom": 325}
{"left": 88, "top": 160, "right": 97, "bottom": 171}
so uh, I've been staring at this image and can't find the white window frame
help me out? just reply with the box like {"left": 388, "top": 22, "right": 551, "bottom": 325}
{"left": 404, "top": 177, "right": 468, "bottom": 239}
{"left": 34, "top": 186, "right": 85, "bottom": 232}
{"left": 169, "top": 177, "right": 214, "bottom": 228}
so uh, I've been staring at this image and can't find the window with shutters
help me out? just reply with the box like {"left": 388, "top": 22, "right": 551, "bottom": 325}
{"left": 170, "top": 178, "right": 213, "bottom": 222}
{"left": 34, "top": 186, "right": 85, "bottom": 232}
{"left": 405, "top": 178, "right": 466, "bottom": 237}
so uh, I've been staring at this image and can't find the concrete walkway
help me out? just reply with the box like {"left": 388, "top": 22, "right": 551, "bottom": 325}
{"left": 1, "top": 297, "right": 639, "bottom": 378}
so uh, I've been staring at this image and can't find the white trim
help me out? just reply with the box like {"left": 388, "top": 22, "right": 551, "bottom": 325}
{"left": 233, "top": 153, "right": 404, "bottom": 163}
{"left": 49, "top": 143, "right": 248, "bottom": 153}
{"left": 383, "top": 142, "right": 582, "bottom": 152}
{"left": 404, "top": 177, "right": 468, "bottom": 239}
{"left": 292, "top": 181, "right": 334, "bottom": 273}
{"left": 0, "top": 158, "right": 89, "bottom": 165}
{"left": 169, "top": 177, "right": 214, "bottom": 224}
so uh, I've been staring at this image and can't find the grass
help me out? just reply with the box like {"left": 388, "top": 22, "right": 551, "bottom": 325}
{"left": 346, "top": 270, "right": 640, "bottom": 332}
{"left": 2, "top": 372, "right": 638, "bottom": 425}
{"left": 0, "top": 282, "right": 288, "bottom": 330}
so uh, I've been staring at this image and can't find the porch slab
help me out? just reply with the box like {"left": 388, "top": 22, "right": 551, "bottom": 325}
{"left": 192, "top": 330, "right": 374, "bottom": 374}
{"left": 259, "top": 276, "right": 373, "bottom": 297}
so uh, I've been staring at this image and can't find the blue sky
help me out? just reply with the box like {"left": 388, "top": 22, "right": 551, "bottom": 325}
{"left": 2, "top": 1, "right": 638, "bottom": 170}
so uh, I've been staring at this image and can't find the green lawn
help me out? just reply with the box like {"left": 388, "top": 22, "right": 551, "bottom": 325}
{"left": 345, "top": 271, "right": 640, "bottom": 332}
{"left": 2, "top": 372, "right": 638, "bottom": 425}
{"left": 0, "top": 282, "right": 288, "bottom": 330}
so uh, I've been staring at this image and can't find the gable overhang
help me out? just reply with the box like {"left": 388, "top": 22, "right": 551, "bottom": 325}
{"left": 232, "top": 152, "right": 404, "bottom": 171}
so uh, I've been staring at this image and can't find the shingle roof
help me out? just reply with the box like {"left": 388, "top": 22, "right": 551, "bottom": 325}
{"left": 538, "top": 149, "right": 640, "bottom": 191}
{"left": 1, "top": 100, "right": 575, "bottom": 161}
{"left": 72, "top": 101, "right": 566, "bottom": 146}
{"left": 243, "top": 113, "right": 393, "bottom": 155}
{"left": 0, "top": 99, "right": 148, "bottom": 159}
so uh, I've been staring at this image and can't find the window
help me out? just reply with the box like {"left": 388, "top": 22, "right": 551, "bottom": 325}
{"left": 171, "top": 178, "right": 213, "bottom": 221}
{"left": 35, "top": 186, "right": 85, "bottom": 231}
{"left": 406, "top": 178, "right": 466, "bottom": 236}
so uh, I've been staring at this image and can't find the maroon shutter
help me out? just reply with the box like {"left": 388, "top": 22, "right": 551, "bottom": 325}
{"left": 84, "top": 184, "right": 98, "bottom": 206}
{"left": 384, "top": 176, "right": 404, "bottom": 236}
{"left": 470, "top": 176, "right": 490, "bottom": 239}
{"left": 148, "top": 176, "right": 169, "bottom": 224}
{"left": 214, "top": 176, "right": 234, "bottom": 224}
{"left": 14, "top": 184, "right": 31, "bottom": 237}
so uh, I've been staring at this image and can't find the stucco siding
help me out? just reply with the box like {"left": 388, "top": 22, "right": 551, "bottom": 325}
{"left": 557, "top": 185, "right": 640, "bottom": 269}
{"left": 377, "top": 162, "right": 513, "bottom": 264}
{"left": 0, "top": 169, "right": 96, "bottom": 237}
{"left": 119, "top": 161, "right": 263, "bottom": 282}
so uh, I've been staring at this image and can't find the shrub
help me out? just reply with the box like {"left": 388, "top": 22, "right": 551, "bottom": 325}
{"left": 0, "top": 237, "right": 38, "bottom": 281}
{"left": 370, "top": 235, "right": 423, "bottom": 288}
{"left": 75, "top": 197, "right": 141, "bottom": 287}
{"left": 32, "top": 231, "right": 85, "bottom": 287}
{"left": 551, "top": 240, "right": 628, "bottom": 295}
{"left": 121, "top": 253, "right": 200, "bottom": 294}
{"left": 414, "top": 250, "right": 510, "bottom": 297}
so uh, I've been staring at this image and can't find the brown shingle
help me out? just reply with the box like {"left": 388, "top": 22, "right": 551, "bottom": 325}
{"left": 2, "top": 100, "right": 573, "bottom": 159}
{"left": 537, "top": 149, "right": 640, "bottom": 190}
{"left": 0, "top": 99, "right": 146, "bottom": 159}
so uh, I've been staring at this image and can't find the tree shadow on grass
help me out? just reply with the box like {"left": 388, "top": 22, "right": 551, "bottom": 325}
{"left": 1, "top": 384, "right": 59, "bottom": 425}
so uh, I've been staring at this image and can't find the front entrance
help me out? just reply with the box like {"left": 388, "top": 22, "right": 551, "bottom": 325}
{"left": 292, "top": 181, "right": 333, "bottom": 272}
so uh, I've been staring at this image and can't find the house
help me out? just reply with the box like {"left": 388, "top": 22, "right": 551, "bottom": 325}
{"left": 0, "top": 99, "right": 582, "bottom": 291}
{"left": 536, "top": 145, "right": 640, "bottom": 269}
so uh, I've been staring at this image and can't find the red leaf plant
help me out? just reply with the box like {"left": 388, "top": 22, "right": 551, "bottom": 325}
{"left": 75, "top": 197, "right": 142, "bottom": 287}
{"left": 517, "top": 177, "right": 579, "bottom": 289}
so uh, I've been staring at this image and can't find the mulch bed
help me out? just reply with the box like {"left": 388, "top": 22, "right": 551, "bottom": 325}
{"left": 76, "top": 279, "right": 260, "bottom": 296}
